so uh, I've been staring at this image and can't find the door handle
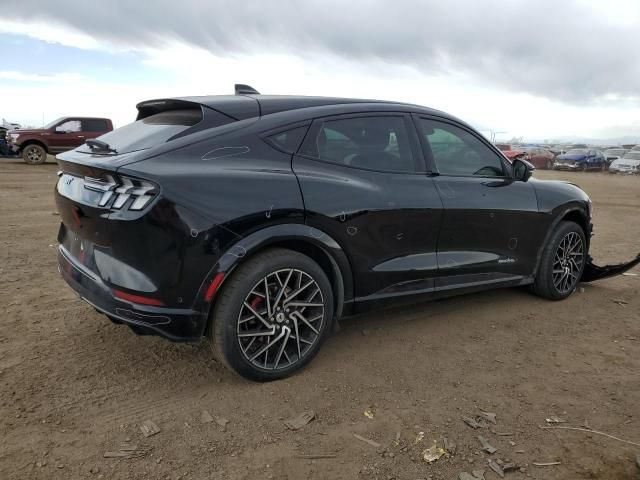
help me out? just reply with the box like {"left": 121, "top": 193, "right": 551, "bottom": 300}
{"left": 78, "top": 135, "right": 85, "bottom": 138}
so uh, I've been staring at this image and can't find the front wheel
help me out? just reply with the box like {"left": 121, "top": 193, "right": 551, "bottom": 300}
{"left": 533, "top": 221, "right": 586, "bottom": 300}
{"left": 209, "top": 248, "right": 334, "bottom": 381}
{"left": 22, "top": 144, "right": 47, "bottom": 165}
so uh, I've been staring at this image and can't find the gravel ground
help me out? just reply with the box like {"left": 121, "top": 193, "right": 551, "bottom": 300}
{"left": 1, "top": 158, "right": 639, "bottom": 480}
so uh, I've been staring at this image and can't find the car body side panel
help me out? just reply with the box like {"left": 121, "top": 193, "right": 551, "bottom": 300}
{"left": 292, "top": 156, "right": 443, "bottom": 300}
{"left": 433, "top": 176, "right": 544, "bottom": 279}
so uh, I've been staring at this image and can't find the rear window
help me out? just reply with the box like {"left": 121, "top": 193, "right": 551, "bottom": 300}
{"left": 78, "top": 108, "right": 203, "bottom": 154}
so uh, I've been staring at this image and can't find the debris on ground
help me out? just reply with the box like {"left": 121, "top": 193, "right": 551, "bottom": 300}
{"left": 393, "top": 431, "right": 401, "bottom": 447}
{"left": 294, "top": 454, "right": 337, "bottom": 459}
{"left": 635, "top": 455, "right": 640, "bottom": 469}
{"left": 545, "top": 416, "right": 566, "bottom": 424}
{"left": 104, "top": 443, "right": 152, "bottom": 459}
{"left": 284, "top": 410, "right": 315, "bottom": 430}
{"left": 488, "top": 459, "right": 504, "bottom": 478}
{"left": 502, "top": 463, "right": 519, "bottom": 473}
{"left": 611, "top": 298, "right": 629, "bottom": 307}
{"left": 458, "top": 470, "right": 486, "bottom": 480}
{"left": 200, "top": 410, "right": 214, "bottom": 424}
{"left": 532, "top": 461, "right": 561, "bottom": 467}
{"left": 462, "top": 416, "right": 482, "bottom": 429}
{"left": 414, "top": 431, "right": 425, "bottom": 443}
{"left": 479, "top": 411, "right": 497, "bottom": 424}
{"left": 622, "top": 272, "right": 637, "bottom": 276}
{"left": 353, "top": 433, "right": 381, "bottom": 449}
{"left": 422, "top": 441, "right": 446, "bottom": 463}
{"left": 472, "top": 469, "right": 486, "bottom": 479}
{"left": 214, "top": 416, "right": 230, "bottom": 431}
{"left": 463, "top": 412, "right": 497, "bottom": 429}
{"left": 363, "top": 409, "right": 374, "bottom": 419}
{"left": 540, "top": 425, "right": 640, "bottom": 447}
{"left": 478, "top": 435, "right": 497, "bottom": 454}
{"left": 491, "top": 430, "right": 515, "bottom": 436}
{"left": 139, "top": 420, "right": 161, "bottom": 438}
{"left": 444, "top": 436, "right": 457, "bottom": 455}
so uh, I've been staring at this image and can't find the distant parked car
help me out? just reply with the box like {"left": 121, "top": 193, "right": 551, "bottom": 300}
{"left": 553, "top": 149, "right": 606, "bottom": 172}
{"left": 6, "top": 116, "right": 113, "bottom": 165}
{"left": 517, "top": 146, "right": 555, "bottom": 169}
{"left": 609, "top": 151, "right": 640, "bottom": 174}
{"left": 631, "top": 145, "right": 640, "bottom": 151}
{"left": 1, "top": 118, "right": 21, "bottom": 130}
{"left": 603, "top": 148, "right": 629, "bottom": 165}
{"left": 495, "top": 143, "right": 528, "bottom": 161}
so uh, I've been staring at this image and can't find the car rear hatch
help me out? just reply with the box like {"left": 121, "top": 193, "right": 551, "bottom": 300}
{"left": 54, "top": 98, "right": 249, "bottom": 304}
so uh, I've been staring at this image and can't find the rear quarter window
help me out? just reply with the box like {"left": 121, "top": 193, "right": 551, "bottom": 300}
{"left": 265, "top": 125, "right": 309, "bottom": 154}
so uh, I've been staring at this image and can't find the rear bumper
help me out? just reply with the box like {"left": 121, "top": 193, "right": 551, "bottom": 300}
{"left": 58, "top": 244, "right": 206, "bottom": 341}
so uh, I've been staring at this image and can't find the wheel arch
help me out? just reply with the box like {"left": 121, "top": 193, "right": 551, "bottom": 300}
{"left": 196, "top": 224, "right": 354, "bottom": 336}
{"left": 19, "top": 138, "right": 49, "bottom": 153}
{"left": 533, "top": 205, "right": 591, "bottom": 276}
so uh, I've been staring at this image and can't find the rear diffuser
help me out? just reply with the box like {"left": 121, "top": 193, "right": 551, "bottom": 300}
{"left": 581, "top": 253, "right": 640, "bottom": 282}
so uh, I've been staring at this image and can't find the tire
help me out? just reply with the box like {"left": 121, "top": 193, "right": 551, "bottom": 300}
{"left": 533, "top": 221, "right": 586, "bottom": 300}
{"left": 209, "top": 248, "right": 334, "bottom": 381}
{"left": 22, "top": 144, "right": 47, "bottom": 165}
{"left": 580, "top": 163, "right": 587, "bottom": 172}
{"left": 546, "top": 160, "right": 553, "bottom": 170}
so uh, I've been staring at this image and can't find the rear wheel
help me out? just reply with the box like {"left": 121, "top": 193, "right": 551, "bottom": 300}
{"left": 546, "top": 160, "right": 553, "bottom": 170}
{"left": 209, "top": 248, "right": 334, "bottom": 381}
{"left": 22, "top": 144, "right": 47, "bottom": 165}
{"left": 533, "top": 221, "right": 586, "bottom": 300}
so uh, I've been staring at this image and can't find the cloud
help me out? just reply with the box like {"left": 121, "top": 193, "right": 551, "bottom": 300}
{"left": 0, "top": 70, "right": 84, "bottom": 82}
{"left": 3, "top": 0, "right": 640, "bottom": 103}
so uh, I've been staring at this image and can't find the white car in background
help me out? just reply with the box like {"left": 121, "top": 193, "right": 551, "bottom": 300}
{"left": 609, "top": 151, "right": 640, "bottom": 174}
{"left": 1, "top": 118, "right": 21, "bottom": 130}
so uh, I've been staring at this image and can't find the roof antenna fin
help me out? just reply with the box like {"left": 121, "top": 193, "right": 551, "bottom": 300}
{"left": 234, "top": 84, "right": 260, "bottom": 95}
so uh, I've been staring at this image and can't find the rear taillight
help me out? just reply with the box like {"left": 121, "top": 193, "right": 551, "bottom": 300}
{"left": 84, "top": 174, "right": 158, "bottom": 211}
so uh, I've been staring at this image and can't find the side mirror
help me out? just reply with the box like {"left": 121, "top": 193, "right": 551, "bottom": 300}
{"left": 513, "top": 158, "right": 534, "bottom": 182}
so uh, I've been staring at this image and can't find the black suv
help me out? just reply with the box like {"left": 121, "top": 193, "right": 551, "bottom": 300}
{"left": 55, "top": 86, "right": 618, "bottom": 380}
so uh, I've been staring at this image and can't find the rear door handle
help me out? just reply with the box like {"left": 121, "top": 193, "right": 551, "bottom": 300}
{"left": 78, "top": 135, "right": 85, "bottom": 138}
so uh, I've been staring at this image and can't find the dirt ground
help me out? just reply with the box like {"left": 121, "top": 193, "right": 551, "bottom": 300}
{"left": 1, "top": 157, "right": 639, "bottom": 480}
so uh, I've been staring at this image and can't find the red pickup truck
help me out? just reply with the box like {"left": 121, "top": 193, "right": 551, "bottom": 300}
{"left": 6, "top": 117, "right": 113, "bottom": 165}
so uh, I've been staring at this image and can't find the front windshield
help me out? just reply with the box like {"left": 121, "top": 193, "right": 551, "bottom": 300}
{"left": 566, "top": 149, "right": 587, "bottom": 155}
{"left": 43, "top": 117, "right": 64, "bottom": 129}
{"left": 605, "top": 149, "right": 626, "bottom": 156}
{"left": 623, "top": 152, "right": 640, "bottom": 160}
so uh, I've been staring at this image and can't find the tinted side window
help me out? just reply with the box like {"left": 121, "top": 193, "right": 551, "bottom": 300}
{"left": 419, "top": 119, "right": 505, "bottom": 177}
{"left": 266, "top": 126, "right": 308, "bottom": 154}
{"left": 301, "top": 116, "right": 416, "bottom": 173}
{"left": 83, "top": 119, "right": 109, "bottom": 131}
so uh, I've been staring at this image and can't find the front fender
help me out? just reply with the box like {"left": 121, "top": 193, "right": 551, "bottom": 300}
{"left": 193, "top": 224, "right": 354, "bottom": 334}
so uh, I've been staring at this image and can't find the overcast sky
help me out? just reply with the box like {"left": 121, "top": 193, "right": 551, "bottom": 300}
{"left": 2, "top": 0, "right": 639, "bottom": 142}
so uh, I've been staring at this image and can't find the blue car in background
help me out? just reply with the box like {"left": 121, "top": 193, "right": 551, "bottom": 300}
{"left": 553, "top": 148, "right": 607, "bottom": 172}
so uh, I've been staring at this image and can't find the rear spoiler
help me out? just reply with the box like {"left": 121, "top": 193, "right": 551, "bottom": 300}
{"left": 135, "top": 99, "right": 206, "bottom": 121}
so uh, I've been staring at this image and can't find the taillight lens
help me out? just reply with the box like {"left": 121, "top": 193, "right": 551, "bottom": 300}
{"left": 84, "top": 174, "right": 158, "bottom": 211}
